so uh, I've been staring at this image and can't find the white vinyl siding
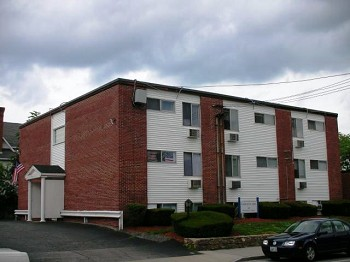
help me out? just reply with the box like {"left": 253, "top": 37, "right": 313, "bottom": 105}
{"left": 51, "top": 111, "right": 65, "bottom": 169}
{"left": 224, "top": 102, "right": 279, "bottom": 202}
{"left": 292, "top": 112, "right": 329, "bottom": 202}
{"left": 147, "top": 89, "right": 202, "bottom": 212}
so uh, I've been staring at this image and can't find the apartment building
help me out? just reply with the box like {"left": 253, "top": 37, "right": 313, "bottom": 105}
{"left": 17, "top": 79, "right": 342, "bottom": 223}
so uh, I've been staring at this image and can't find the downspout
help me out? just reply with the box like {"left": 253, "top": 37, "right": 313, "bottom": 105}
{"left": 216, "top": 116, "right": 222, "bottom": 203}
{"left": 220, "top": 117, "right": 226, "bottom": 204}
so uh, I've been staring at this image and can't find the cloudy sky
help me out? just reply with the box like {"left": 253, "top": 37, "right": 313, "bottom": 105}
{"left": 1, "top": 0, "right": 350, "bottom": 133}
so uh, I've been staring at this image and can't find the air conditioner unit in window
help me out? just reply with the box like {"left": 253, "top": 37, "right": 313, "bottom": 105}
{"left": 188, "top": 179, "right": 201, "bottom": 189}
{"left": 295, "top": 140, "right": 305, "bottom": 148}
{"left": 230, "top": 181, "right": 241, "bottom": 189}
{"left": 188, "top": 129, "right": 199, "bottom": 139}
{"left": 298, "top": 182, "right": 307, "bottom": 189}
{"left": 228, "top": 133, "right": 239, "bottom": 142}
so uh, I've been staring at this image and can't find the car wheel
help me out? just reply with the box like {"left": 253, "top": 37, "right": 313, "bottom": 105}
{"left": 304, "top": 244, "right": 316, "bottom": 261}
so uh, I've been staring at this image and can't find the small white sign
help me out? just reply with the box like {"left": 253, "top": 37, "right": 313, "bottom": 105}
{"left": 240, "top": 199, "right": 258, "bottom": 213}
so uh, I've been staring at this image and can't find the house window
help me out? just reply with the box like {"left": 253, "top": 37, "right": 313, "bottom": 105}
{"left": 292, "top": 118, "right": 304, "bottom": 138}
{"left": 183, "top": 102, "right": 200, "bottom": 127}
{"left": 53, "top": 126, "right": 65, "bottom": 144}
{"left": 147, "top": 150, "right": 176, "bottom": 163}
{"left": 157, "top": 203, "right": 177, "bottom": 211}
{"left": 192, "top": 203, "right": 202, "bottom": 211}
{"left": 147, "top": 98, "right": 175, "bottom": 112}
{"left": 257, "top": 157, "right": 278, "bottom": 168}
{"left": 294, "top": 159, "right": 306, "bottom": 178}
{"left": 310, "top": 160, "right": 327, "bottom": 171}
{"left": 223, "top": 109, "right": 239, "bottom": 131}
{"left": 308, "top": 120, "right": 324, "bottom": 132}
{"left": 184, "top": 152, "right": 202, "bottom": 176}
{"left": 225, "top": 155, "right": 240, "bottom": 177}
{"left": 255, "top": 113, "right": 275, "bottom": 125}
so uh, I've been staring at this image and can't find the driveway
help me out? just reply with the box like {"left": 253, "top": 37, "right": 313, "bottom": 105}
{"left": 0, "top": 221, "right": 195, "bottom": 261}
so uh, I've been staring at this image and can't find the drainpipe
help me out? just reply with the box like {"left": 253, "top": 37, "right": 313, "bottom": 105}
{"left": 216, "top": 116, "right": 222, "bottom": 203}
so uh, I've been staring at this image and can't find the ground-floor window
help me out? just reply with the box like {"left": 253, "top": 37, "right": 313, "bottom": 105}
{"left": 157, "top": 203, "right": 177, "bottom": 211}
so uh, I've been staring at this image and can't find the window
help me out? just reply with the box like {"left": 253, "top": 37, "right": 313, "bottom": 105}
{"left": 53, "top": 126, "right": 65, "bottom": 144}
{"left": 292, "top": 118, "right": 304, "bottom": 138}
{"left": 183, "top": 102, "right": 200, "bottom": 127}
{"left": 319, "top": 221, "right": 333, "bottom": 234}
{"left": 308, "top": 120, "right": 324, "bottom": 131}
{"left": 223, "top": 109, "right": 239, "bottom": 131}
{"left": 147, "top": 150, "right": 176, "bottom": 163}
{"left": 184, "top": 152, "right": 202, "bottom": 176}
{"left": 157, "top": 203, "right": 177, "bottom": 211}
{"left": 310, "top": 160, "right": 327, "bottom": 171}
{"left": 257, "top": 157, "right": 278, "bottom": 168}
{"left": 147, "top": 98, "right": 175, "bottom": 112}
{"left": 333, "top": 221, "right": 346, "bottom": 232}
{"left": 254, "top": 113, "right": 275, "bottom": 125}
{"left": 192, "top": 203, "right": 202, "bottom": 211}
{"left": 294, "top": 159, "right": 306, "bottom": 178}
{"left": 225, "top": 155, "right": 240, "bottom": 177}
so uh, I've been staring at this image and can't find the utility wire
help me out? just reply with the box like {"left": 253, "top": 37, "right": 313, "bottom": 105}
{"left": 182, "top": 72, "right": 350, "bottom": 88}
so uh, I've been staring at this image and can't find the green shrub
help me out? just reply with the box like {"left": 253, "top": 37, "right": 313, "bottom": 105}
{"left": 145, "top": 208, "right": 175, "bottom": 226}
{"left": 197, "top": 204, "right": 235, "bottom": 218}
{"left": 124, "top": 203, "right": 147, "bottom": 227}
{"left": 322, "top": 200, "right": 350, "bottom": 216}
{"left": 171, "top": 211, "right": 233, "bottom": 238}
{"left": 284, "top": 201, "right": 317, "bottom": 217}
{"left": 259, "top": 202, "right": 291, "bottom": 219}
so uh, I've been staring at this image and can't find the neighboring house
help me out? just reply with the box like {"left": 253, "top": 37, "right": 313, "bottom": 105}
{"left": 0, "top": 107, "right": 21, "bottom": 166}
{"left": 17, "top": 79, "right": 342, "bottom": 226}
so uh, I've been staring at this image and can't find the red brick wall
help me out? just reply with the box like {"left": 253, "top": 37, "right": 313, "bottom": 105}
{"left": 275, "top": 109, "right": 295, "bottom": 201}
{"left": 65, "top": 84, "right": 147, "bottom": 212}
{"left": 201, "top": 97, "right": 222, "bottom": 204}
{"left": 325, "top": 116, "right": 342, "bottom": 199}
{"left": 18, "top": 117, "right": 51, "bottom": 209}
{"left": 117, "top": 85, "right": 147, "bottom": 210}
{"left": 65, "top": 86, "right": 120, "bottom": 211}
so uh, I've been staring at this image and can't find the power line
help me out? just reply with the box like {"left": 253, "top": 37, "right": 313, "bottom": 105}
{"left": 268, "top": 77, "right": 350, "bottom": 102}
{"left": 182, "top": 72, "right": 350, "bottom": 88}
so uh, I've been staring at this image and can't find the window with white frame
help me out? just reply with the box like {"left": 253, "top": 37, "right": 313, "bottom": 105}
{"left": 225, "top": 155, "right": 240, "bottom": 177}
{"left": 53, "top": 126, "right": 65, "bottom": 144}
{"left": 292, "top": 118, "right": 304, "bottom": 138}
{"left": 147, "top": 98, "right": 175, "bottom": 112}
{"left": 257, "top": 156, "right": 278, "bottom": 168}
{"left": 183, "top": 102, "right": 200, "bottom": 127}
{"left": 254, "top": 113, "right": 275, "bottom": 125}
{"left": 308, "top": 120, "right": 324, "bottom": 132}
{"left": 223, "top": 109, "right": 239, "bottom": 131}
{"left": 310, "top": 160, "right": 327, "bottom": 171}
{"left": 157, "top": 203, "right": 177, "bottom": 211}
{"left": 294, "top": 159, "right": 306, "bottom": 178}
{"left": 147, "top": 150, "right": 176, "bottom": 163}
{"left": 184, "top": 152, "right": 202, "bottom": 176}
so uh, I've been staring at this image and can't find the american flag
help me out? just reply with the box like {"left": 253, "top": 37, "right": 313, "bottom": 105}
{"left": 12, "top": 162, "right": 25, "bottom": 185}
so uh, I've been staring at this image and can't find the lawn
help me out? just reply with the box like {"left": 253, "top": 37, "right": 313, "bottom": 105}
{"left": 233, "top": 221, "right": 294, "bottom": 235}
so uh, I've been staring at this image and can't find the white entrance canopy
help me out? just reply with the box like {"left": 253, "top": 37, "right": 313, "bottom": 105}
{"left": 25, "top": 165, "right": 65, "bottom": 222}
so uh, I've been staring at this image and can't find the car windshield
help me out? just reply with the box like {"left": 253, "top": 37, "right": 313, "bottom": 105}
{"left": 284, "top": 220, "right": 319, "bottom": 234}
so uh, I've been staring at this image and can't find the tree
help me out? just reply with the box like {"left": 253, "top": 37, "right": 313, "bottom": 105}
{"left": 0, "top": 162, "right": 18, "bottom": 218}
{"left": 339, "top": 132, "right": 350, "bottom": 171}
{"left": 27, "top": 110, "right": 41, "bottom": 122}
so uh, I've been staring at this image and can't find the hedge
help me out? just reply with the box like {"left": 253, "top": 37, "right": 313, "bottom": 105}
{"left": 124, "top": 203, "right": 147, "bottom": 227}
{"left": 145, "top": 208, "right": 175, "bottom": 226}
{"left": 321, "top": 200, "right": 350, "bottom": 216}
{"left": 284, "top": 201, "right": 317, "bottom": 217}
{"left": 197, "top": 204, "right": 235, "bottom": 218}
{"left": 171, "top": 211, "right": 233, "bottom": 238}
{"left": 259, "top": 202, "right": 291, "bottom": 219}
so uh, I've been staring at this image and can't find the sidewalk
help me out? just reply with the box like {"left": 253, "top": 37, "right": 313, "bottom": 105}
{"left": 136, "top": 246, "right": 265, "bottom": 262}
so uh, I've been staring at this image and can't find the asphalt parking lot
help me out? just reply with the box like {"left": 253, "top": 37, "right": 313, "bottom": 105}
{"left": 0, "top": 220, "right": 195, "bottom": 262}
